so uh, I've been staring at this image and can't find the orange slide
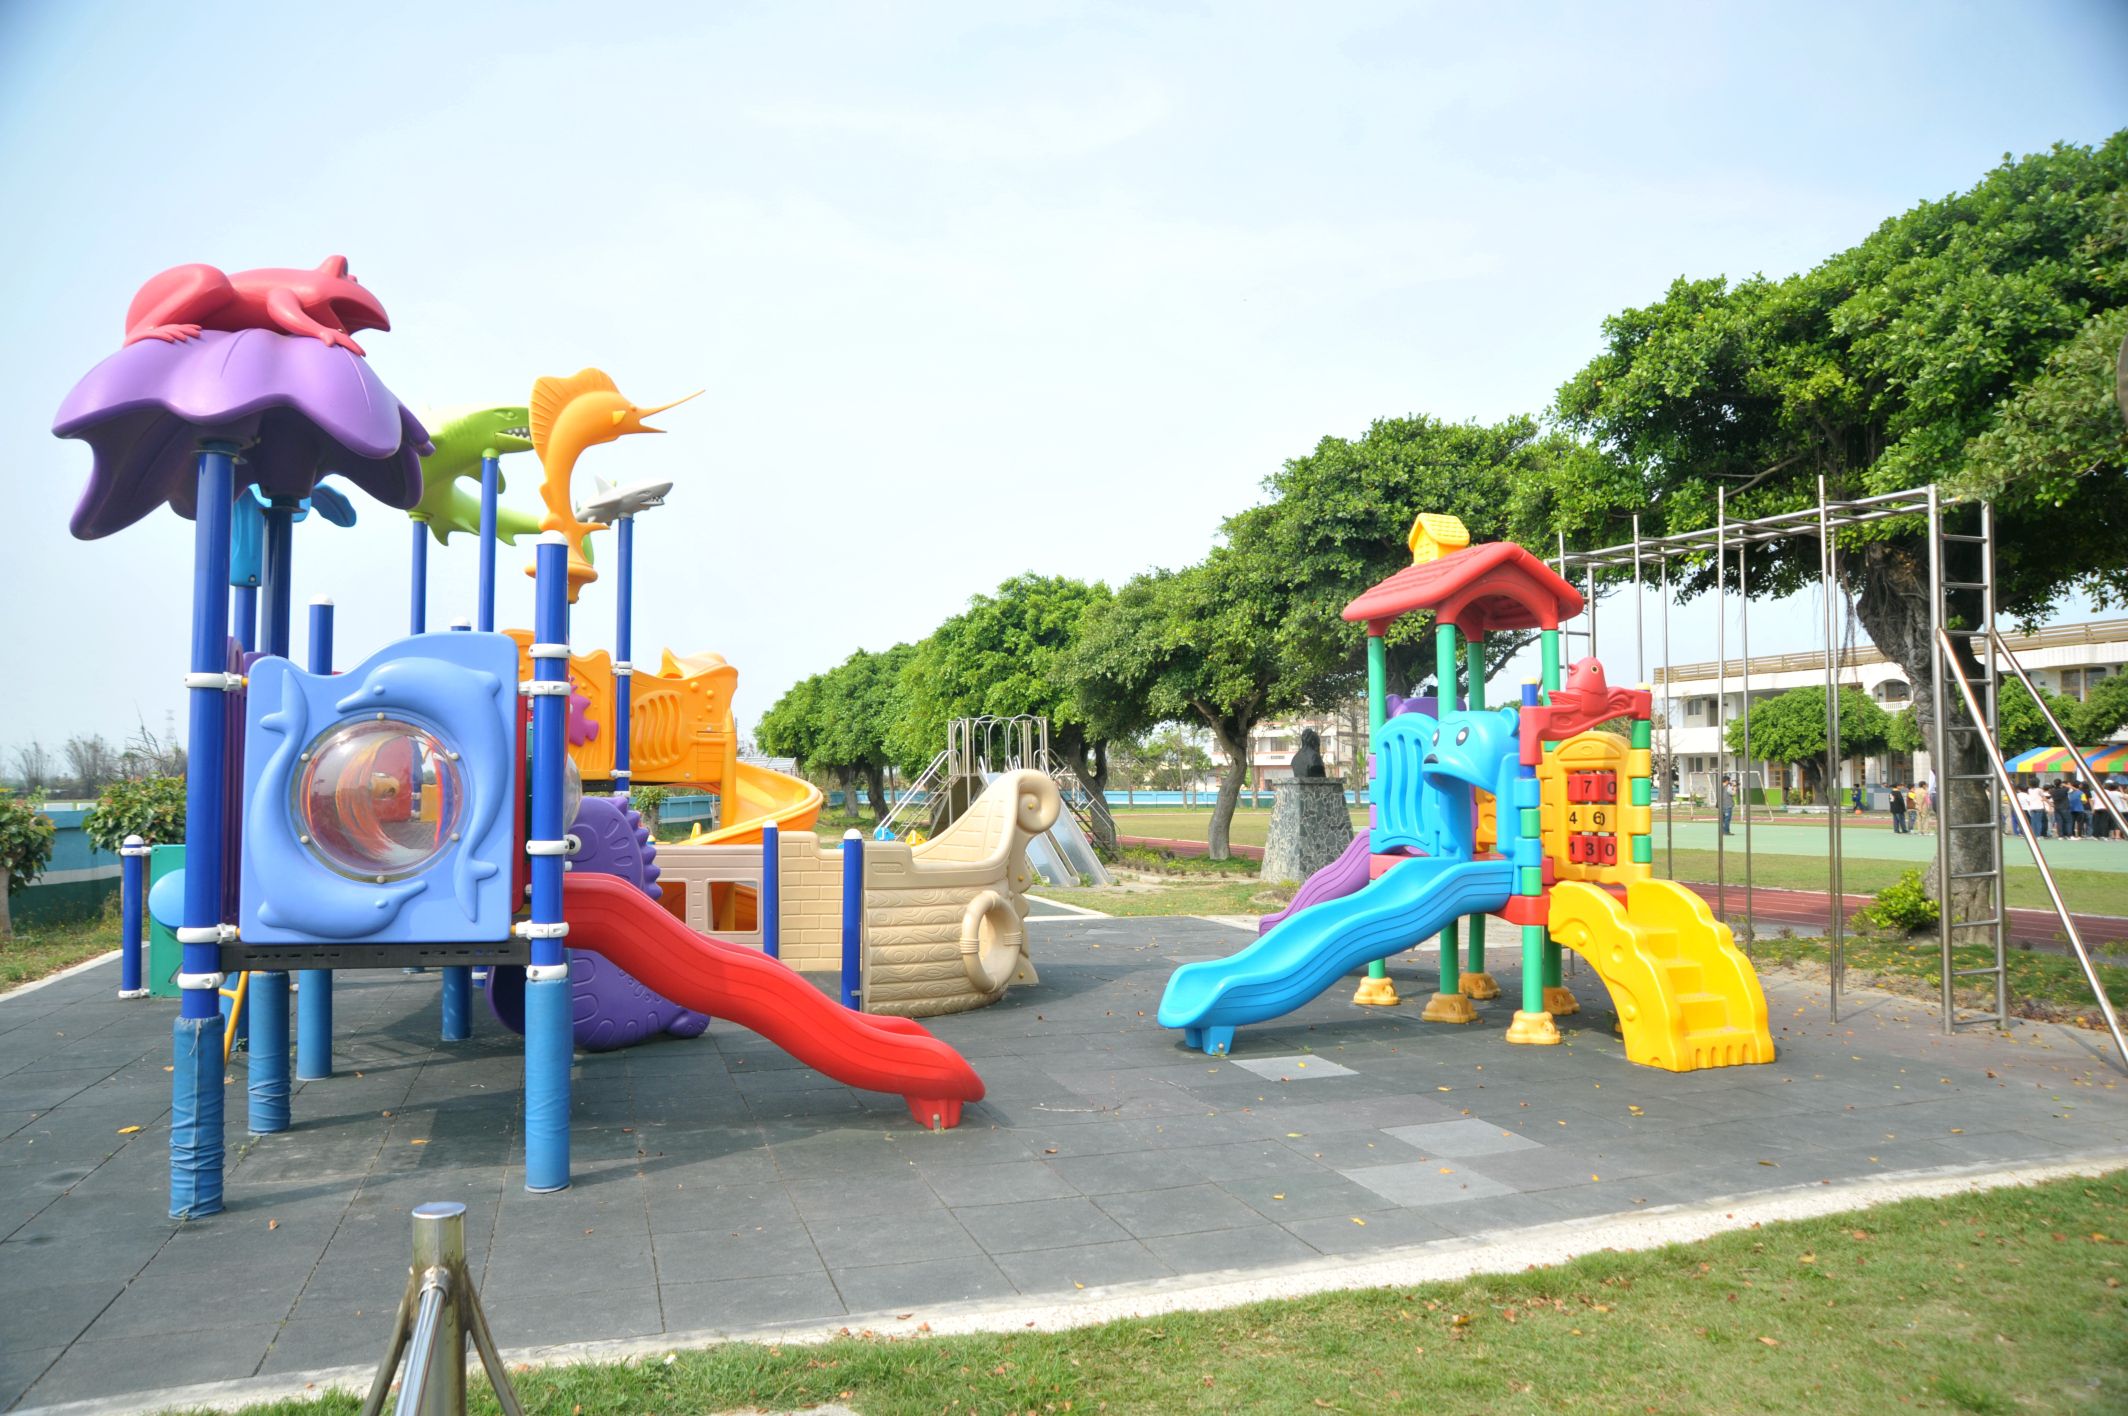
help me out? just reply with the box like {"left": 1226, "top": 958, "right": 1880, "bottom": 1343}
{"left": 562, "top": 873, "right": 985, "bottom": 1129}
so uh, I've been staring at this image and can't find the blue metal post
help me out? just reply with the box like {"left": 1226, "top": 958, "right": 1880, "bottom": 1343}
{"left": 172, "top": 441, "right": 236, "bottom": 1220}
{"left": 409, "top": 518, "right": 429, "bottom": 633}
{"left": 296, "top": 598, "right": 335, "bottom": 1081}
{"left": 232, "top": 584, "right": 258, "bottom": 654}
{"left": 761, "top": 821, "right": 781, "bottom": 960}
{"left": 119, "top": 835, "right": 149, "bottom": 998}
{"left": 613, "top": 513, "right": 633, "bottom": 800}
{"left": 840, "top": 829, "right": 863, "bottom": 1008}
{"left": 261, "top": 499, "right": 296, "bottom": 657}
{"left": 247, "top": 498, "right": 297, "bottom": 1133}
{"left": 524, "top": 532, "right": 573, "bottom": 1192}
{"left": 477, "top": 453, "right": 499, "bottom": 633}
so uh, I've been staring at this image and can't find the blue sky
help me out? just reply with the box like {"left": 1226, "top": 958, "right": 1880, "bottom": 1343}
{"left": 3, "top": 1, "right": 2125, "bottom": 764}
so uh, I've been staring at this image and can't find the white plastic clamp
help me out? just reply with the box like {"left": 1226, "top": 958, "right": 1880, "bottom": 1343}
{"left": 175, "top": 923, "right": 238, "bottom": 945}
{"left": 520, "top": 679, "right": 571, "bottom": 697}
{"left": 611, "top": 767, "right": 632, "bottom": 780}
{"left": 524, "top": 838, "right": 570, "bottom": 857}
{"left": 177, "top": 970, "right": 227, "bottom": 991}
{"left": 119, "top": 842, "right": 153, "bottom": 858}
{"left": 525, "top": 962, "right": 570, "bottom": 982}
{"left": 513, "top": 919, "right": 570, "bottom": 940}
{"left": 182, "top": 671, "right": 246, "bottom": 692}
{"left": 612, "top": 661, "right": 633, "bottom": 677}
{"left": 527, "top": 642, "right": 571, "bottom": 660}
{"left": 118, "top": 988, "right": 150, "bottom": 1000}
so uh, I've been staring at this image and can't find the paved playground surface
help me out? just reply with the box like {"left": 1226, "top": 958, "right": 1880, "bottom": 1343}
{"left": 3, "top": 911, "right": 2125, "bottom": 1413}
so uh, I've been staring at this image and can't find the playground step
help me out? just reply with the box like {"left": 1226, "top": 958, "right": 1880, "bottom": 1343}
{"left": 1675, "top": 1024, "right": 1773, "bottom": 1069}
{"left": 1673, "top": 988, "right": 1733, "bottom": 1032}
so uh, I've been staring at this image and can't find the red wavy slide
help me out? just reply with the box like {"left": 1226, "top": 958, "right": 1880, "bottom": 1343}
{"left": 561, "top": 873, "right": 985, "bottom": 1129}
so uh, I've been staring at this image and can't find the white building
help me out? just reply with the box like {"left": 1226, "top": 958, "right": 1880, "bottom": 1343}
{"left": 1655, "top": 617, "right": 2128, "bottom": 801}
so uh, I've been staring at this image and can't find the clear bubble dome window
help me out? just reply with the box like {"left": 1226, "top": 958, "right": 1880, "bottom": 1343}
{"left": 293, "top": 717, "right": 464, "bottom": 881}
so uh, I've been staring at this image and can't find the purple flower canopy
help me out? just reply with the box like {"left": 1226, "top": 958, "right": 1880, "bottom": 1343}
{"left": 54, "top": 329, "right": 432, "bottom": 540}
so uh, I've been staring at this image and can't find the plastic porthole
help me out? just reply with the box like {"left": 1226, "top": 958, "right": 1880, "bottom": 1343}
{"left": 292, "top": 717, "right": 465, "bottom": 882}
{"left": 959, "top": 890, "right": 1026, "bottom": 995}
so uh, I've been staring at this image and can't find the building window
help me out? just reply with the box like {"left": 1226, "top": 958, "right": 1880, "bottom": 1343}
{"left": 2059, "top": 667, "right": 2110, "bottom": 702}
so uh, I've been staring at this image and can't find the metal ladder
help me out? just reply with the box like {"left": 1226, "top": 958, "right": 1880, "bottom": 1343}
{"left": 1929, "top": 494, "right": 2128, "bottom": 1070}
{"left": 877, "top": 746, "right": 950, "bottom": 840}
{"left": 1927, "top": 494, "right": 2008, "bottom": 1031}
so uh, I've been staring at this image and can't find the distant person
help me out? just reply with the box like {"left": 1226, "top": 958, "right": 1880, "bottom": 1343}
{"left": 2071, "top": 783, "right": 2091, "bottom": 838}
{"left": 1717, "top": 775, "right": 1735, "bottom": 836}
{"left": 1888, "top": 783, "right": 1909, "bottom": 834}
{"left": 2110, "top": 781, "right": 2128, "bottom": 841}
{"left": 1850, "top": 784, "right": 1864, "bottom": 814}
{"left": 2048, "top": 778, "right": 2072, "bottom": 839}
{"left": 2019, "top": 782, "right": 2048, "bottom": 839}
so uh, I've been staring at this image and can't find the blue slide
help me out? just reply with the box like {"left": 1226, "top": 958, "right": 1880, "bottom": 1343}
{"left": 1159, "top": 856, "right": 1516, "bottom": 1055}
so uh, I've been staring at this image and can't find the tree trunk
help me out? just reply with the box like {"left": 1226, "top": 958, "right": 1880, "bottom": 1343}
{"left": 1851, "top": 540, "right": 1993, "bottom": 934}
{"left": 861, "top": 762, "right": 890, "bottom": 825}
{"left": 1204, "top": 716, "right": 1250, "bottom": 861}
{"left": 0, "top": 870, "right": 11, "bottom": 939}
{"left": 1065, "top": 738, "right": 1117, "bottom": 850}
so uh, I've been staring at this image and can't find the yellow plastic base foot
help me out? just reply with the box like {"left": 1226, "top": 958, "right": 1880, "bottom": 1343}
{"left": 1422, "top": 991, "right": 1478, "bottom": 1024}
{"left": 1458, "top": 971, "right": 1500, "bottom": 1001}
{"left": 1542, "top": 986, "right": 1580, "bottom": 1016}
{"left": 1504, "top": 1009, "right": 1562, "bottom": 1045}
{"left": 1352, "top": 976, "right": 1401, "bottom": 1007}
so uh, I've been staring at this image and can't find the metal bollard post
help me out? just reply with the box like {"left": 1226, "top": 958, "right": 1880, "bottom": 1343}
{"left": 361, "top": 1201, "right": 522, "bottom": 1416}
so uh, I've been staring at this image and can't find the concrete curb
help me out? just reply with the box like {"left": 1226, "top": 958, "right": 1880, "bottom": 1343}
{"left": 21, "top": 1151, "right": 2123, "bottom": 1416}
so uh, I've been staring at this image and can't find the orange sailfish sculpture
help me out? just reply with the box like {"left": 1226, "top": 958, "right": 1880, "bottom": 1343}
{"left": 526, "top": 368, "right": 700, "bottom": 601}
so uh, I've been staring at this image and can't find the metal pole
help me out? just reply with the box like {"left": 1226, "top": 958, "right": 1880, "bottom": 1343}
{"left": 119, "top": 835, "right": 149, "bottom": 997}
{"left": 477, "top": 454, "right": 499, "bottom": 633}
{"left": 1660, "top": 550, "right": 1674, "bottom": 876}
{"left": 761, "top": 821, "right": 781, "bottom": 959}
{"left": 1981, "top": 502, "right": 2008, "bottom": 1026}
{"left": 410, "top": 1203, "right": 468, "bottom": 1416}
{"left": 297, "top": 598, "right": 336, "bottom": 1080}
{"left": 261, "top": 499, "right": 296, "bottom": 658}
{"left": 1632, "top": 513, "right": 1645, "bottom": 690}
{"left": 1939, "top": 629, "right": 2128, "bottom": 1070}
{"left": 172, "top": 440, "right": 237, "bottom": 1220}
{"left": 232, "top": 584, "right": 258, "bottom": 654}
{"left": 1820, "top": 476, "right": 1845, "bottom": 1021}
{"left": 841, "top": 830, "right": 864, "bottom": 1009}
{"left": 409, "top": 518, "right": 429, "bottom": 635}
{"left": 524, "top": 533, "right": 572, "bottom": 1192}
{"left": 1715, "top": 487, "right": 1727, "bottom": 920}
{"left": 613, "top": 513, "right": 634, "bottom": 800}
{"left": 1738, "top": 537, "right": 1753, "bottom": 949}
{"left": 1928, "top": 485, "right": 1954, "bottom": 1030}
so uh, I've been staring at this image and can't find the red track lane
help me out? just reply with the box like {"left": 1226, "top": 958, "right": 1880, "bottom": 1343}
{"left": 562, "top": 873, "right": 984, "bottom": 1128}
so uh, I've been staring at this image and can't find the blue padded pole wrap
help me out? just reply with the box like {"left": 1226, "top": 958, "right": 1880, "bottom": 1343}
{"left": 761, "top": 822, "right": 781, "bottom": 959}
{"left": 247, "top": 971, "right": 290, "bottom": 1134}
{"left": 524, "top": 532, "right": 572, "bottom": 1192}
{"left": 170, "top": 1015, "right": 224, "bottom": 1218}
{"left": 441, "top": 966, "right": 472, "bottom": 1041}
{"left": 840, "top": 830, "right": 863, "bottom": 1008}
{"left": 260, "top": 500, "right": 295, "bottom": 658}
{"left": 119, "top": 836, "right": 147, "bottom": 997}
{"left": 523, "top": 976, "right": 572, "bottom": 1191}
{"left": 296, "top": 598, "right": 335, "bottom": 1079}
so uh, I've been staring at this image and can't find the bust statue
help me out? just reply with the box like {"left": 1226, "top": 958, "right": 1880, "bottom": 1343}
{"left": 1290, "top": 727, "right": 1327, "bottom": 779}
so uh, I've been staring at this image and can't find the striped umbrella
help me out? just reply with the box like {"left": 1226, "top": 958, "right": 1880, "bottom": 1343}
{"left": 2004, "top": 744, "right": 2128, "bottom": 774}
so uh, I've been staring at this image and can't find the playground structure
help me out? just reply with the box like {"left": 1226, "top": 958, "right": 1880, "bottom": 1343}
{"left": 1160, "top": 512, "right": 1778, "bottom": 1071}
{"left": 881, "top": 714, "right": 1114, "bottom": 886}
{"left": 57, "top": 259, "right": 1004, "bottom": 1218}
{"left": 1554, "top": 487, "right": 2126, "bottom": 1071}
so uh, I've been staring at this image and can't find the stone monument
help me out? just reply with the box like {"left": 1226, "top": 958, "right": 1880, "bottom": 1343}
{"left": 1261, "top": 729, "right": 1355, "bottom": 884}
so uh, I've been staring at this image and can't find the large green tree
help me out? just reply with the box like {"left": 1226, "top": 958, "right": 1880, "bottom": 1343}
{"left": 755, "top": 645, "right": 914, "bottom": 821}
{"left": 1542, "top": 135, "right": 2128, "bottom": 919}
{"left": 1252, "top": 414, "right": 1606, "bottom": 699}
{"left": 887, "top": 575, "right": 1117, "bottom": 819}
{"left": 1723, "top": 685, "right": 1889, "bottom": 799}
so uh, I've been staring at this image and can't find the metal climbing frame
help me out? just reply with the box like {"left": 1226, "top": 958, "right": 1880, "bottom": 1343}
{"left": 876, "top": 714, "right": 1117, "bottom": 852}
{"left": 1551, "top": 485, "right": 2123, "bottom": 1066}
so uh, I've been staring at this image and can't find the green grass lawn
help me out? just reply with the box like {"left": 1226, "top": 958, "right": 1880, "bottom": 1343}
{"left": 1041, "top": 880, "right": 1295, "bottom": 918}
{"left": 1750, "top": 933, "right": 2128, "bottom": 1019}
{"left": 207, "top": 1170, "right": 2128, "bottom": 1416}
{"left": 0, "top": 909, "right": 119, "bottom": 989}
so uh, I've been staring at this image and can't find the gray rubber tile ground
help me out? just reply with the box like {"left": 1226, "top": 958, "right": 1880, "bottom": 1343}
{"left": 3, "top": 915, "right": 2126, "bottom": 1411}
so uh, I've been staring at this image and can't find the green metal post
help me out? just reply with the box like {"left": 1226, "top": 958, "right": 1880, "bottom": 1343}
{"left": 1365, "top": 629, "right": 1389, "bottom": 985}
{"left": 1466, "top": 630, "right": 1487, "bottom": 979}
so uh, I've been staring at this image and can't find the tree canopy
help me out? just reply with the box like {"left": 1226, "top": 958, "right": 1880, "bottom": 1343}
{"left": 1724, "top": 685, "right": 1889, "bottom": 796}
